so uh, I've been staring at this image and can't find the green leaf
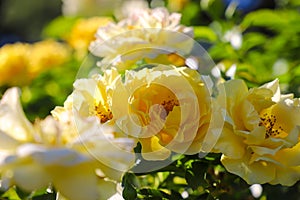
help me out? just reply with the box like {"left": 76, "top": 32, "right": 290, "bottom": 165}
{"left": 181, "top": 2, "right": 201, "bottom": 26}
{"left": 201, "top": 0, "right": 225, "bottom": 20}
{"left": 32, "top": 193, "right": 56, "bottom": 200}
{"left": 170, "top": 189, "right": 183, "bottom": 199}
{"left": 139, "top": 188, "right": 168, "bottom": 198}
{"left": 209, "top": 43, "right": 238, "bottom": 61}
{"left": 42, "top": 16, "right": 78, "bottom": 39}
{"left": 21, "top": 58, "right": 79, "bottom": 121}
{"left": 241, "top": 32, "right": 266, "bottom": 52}
{"left": 134, "top": 142, "right": 142, "bottom": 154}
{"left": 29, "top": 187, "right": 56, "bottom": 200}
{"left": 242, "top": 10, "right": 285, "bottom": 30}
{"left": 122, "top": 172, "right": 138, "bottom": 200}
{"left": 185, "top": 161, "right": 209, "bottom": 190}
{"left": 15, "top": 186, "right": 31, "bottom": 199}
{"left": 291, "top": 64, "right": 300, "bottom": 76}
{"left": 241, "top": 10, "right": 300, "bottom": 32}
{"left": 0, "top": 188, "right": 6, "bottom": 196}
{"left": 290, "top": 0, "right": 300, "bottom": 6}
{"left": 123, "top": 184, "right": 137, "bottom": 200}
{"left": 1, "top": 187, "right": 21, "bottom": 200}
{"left": 194, "top": 26, "right": 218, "bottom": 42}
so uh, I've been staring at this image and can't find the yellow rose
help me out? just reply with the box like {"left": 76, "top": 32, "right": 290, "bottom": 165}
{"left": 0, "top": 43, "right": 30, "bottom": 86}
{"left": 213, "top": 79, "right": 300, "bottom": 186}
{"left": 55, "top": 65, "right": 222, "bottom": 164}
{"left": 52, "top": 70, "right": 136, "bottom": 178}
{"left": 111, "top": 65, "right": 215, "bottom": 160}
{"left": 28, "top": 40, "right": 70, "bottom": 77}
{"left": 0, "top": 40, "right": 70, "bottom": 86}
{"left": 53, "top": 68, "right": 119, "bottom": 123}
{"left": 0, "top": 87, "right": 134, "bottom": 199}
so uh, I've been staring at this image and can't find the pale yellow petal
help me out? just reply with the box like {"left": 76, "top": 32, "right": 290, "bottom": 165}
{"left": 222, "top": 79, "right": 248, "bottom": 108}
{"left": 97, "top": 179, "right": 117, "bottom": 200}
{"left": 96, "top": 164, "right": 124, "bottom": 181}
{"left": 13, "top": 161, "right": 51, "bottom": 191}
{"left": 246, "top": 87, "right": 274, "bottom": 112}
{"left": 16, "top": 145, "right": 90, "bottom": 167}
{"left": 75, "top": 122, "right": 135, "bottom": 173}
{"left": 0, "top": 87, "right": 34, "bottom": 141}
{"left": 83, "top": 138, "right": 136, "bottom": 173}
{"left": 72, "top": 78, "right": 99, "bottom": 117}
{"left": 199, "top": 100, "right": 226, "bottom": 153}
{"left": 49, "top": 163, "right": 99, "bottom": 200}
{"left": 275, "top": 142, "right": 300, "bottom": 166}
{"left": 221, "top": 153, "right": 276, "bottom": 184}
{"left": 241, "top": 100, "right": 260, "bottom": 131}
{"left": 213, "top": 124, "right": 245, "bottom": 159}
{"left": 250, "top": 145, "right": 282, "bottom": 156}
{"left": 111, "top": 77, "right": 130, "bottom": 119}
{"left": 34, "top": 116, "right": 61, "bottom": 145}
{"left": 219, "top": 79, "right": 248, "bottom": 129}
{"left": 282, "top": 126, "right": 300, "bottom": 148}
{"left": 0, "top": 130, "right": 19, "bottom": 150}
{"left": 259, "top": 79, "right": 280, "bottom": 102}
{"left": 272, "top": 100, "right": 300, "bottom": 133}
{"left": 270, "top": 166, "right": 300, "bottom": 186}
{"left": 248, "top": 153, "right": 281, "bottom": 166}
{"left": 245, "top": 126, "right": 266, "bottom": 145}
{"left": 140, "top": 137, "right": 171, "bottom": 160}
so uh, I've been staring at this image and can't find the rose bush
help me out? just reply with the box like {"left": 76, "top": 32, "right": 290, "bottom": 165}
{"left": 0, "top": 1, "right": 300, "bottom": 199}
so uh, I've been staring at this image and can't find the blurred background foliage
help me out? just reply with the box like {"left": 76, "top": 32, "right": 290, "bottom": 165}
{"left": 0, "top": 0, "right": 300, "bottom": 199}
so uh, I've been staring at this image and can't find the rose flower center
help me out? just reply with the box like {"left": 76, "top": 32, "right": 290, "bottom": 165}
{"left": 95, "top": 103, "right": 113, "bottom": 123}
{"left": 259, "top": 110, "right": 286, "bottom": 139}
{"left": 161, "top": 97, "right": 179, "bottom": 115}
{"left": 130, "top": 83, "right": 180, "bottom": 125}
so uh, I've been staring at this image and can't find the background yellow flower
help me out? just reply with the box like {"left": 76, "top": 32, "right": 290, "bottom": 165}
{"left": 67, "top": 17, "right": 112, "bottom": 58}
{"left": 0, "top": 40, "right": 70, "bottom": 86}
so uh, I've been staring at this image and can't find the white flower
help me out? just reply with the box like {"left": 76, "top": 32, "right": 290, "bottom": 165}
{"left": 224, "top": 27, "right": 242, "bottom": 50}
{"left": 114, "top": 0, "right": 149, "bottom": 20}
